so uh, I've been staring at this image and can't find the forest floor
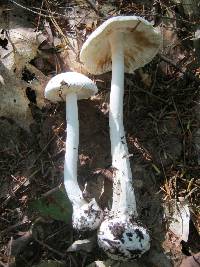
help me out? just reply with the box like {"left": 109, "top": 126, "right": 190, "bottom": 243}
{"left": 0, "top": 0, "right": 199, "bottom": 267}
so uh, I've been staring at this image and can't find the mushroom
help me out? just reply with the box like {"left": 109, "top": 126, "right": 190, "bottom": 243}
{"left": 45, "top": 72, "right": 103, "bottom": 231}
{"left": 80, "top": 16, "right": 161, "bottom": 259}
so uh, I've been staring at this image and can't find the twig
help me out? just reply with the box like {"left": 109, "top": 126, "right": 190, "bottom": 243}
{"left": 180, "top": 177, "right": 200, "bottom": 188}
{"left": 159, "top": 54, "right": 183, "bottom": 70}
{"left": 85, "top": 0, "right": 104, "bottom": 17}
{"left": 44, "top": 0, "right": 76, "bottom": 53}
{"left": 29, "top": 121, "right": 64, "bottom": 169}
{"left": 8, "top": 0, "right": 196, "bottom": 25}
{"left": 41, "top": 184, "right": 62, "bottom": 198}
{"left": 0, "top": 261, "right": 6, "bottom": 267}
{"left": 0, "top": 220, "right": 30, "bottom": 237}
{"left": 159, "top": 54, "right": 200, "bottom": 84}
{"left": 155, "top": 122, "right": 168, "bottom": 181}
{"left": 1, "top": 170, "right": 39, "bottom": 209}
{"left": 32, "top": 6, "right": 99, "bottom": 19}
{"left": 185, "top": 187, "right": 198, "bottom": 199}
{"left": 139, "top": 12, "right": 196, "bottom": 25}
{"left": 33, "top": 238, "right": 65, "bottom": 258}
{"left": 28, "top": 135, "right": 56, "bottom": 169}
{"left": 126, "top": 77, "right": 167, "bottom": 103}
{"left": 171, "top": 97, "right": 186, "bottom": 167}
{"left": 36, "top": 0, "right": 45, "bottom": 32}
{"left": 7, "top": 237, "right": 13, "bottom": 267}
{"left": 45, "top": 225, "right": 71, "bottom": 242}
{"left": 171, "top": 97, "right": 185, "bottom": 133}
{"left": 134, "top": 86, "right": 168, "bottom": 103}
{"left": 9, "top": 0, "right": 50, "bottom": 17}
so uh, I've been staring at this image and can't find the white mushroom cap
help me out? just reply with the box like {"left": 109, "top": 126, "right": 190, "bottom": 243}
{"left": 45, "top": 72, "right": 98, "bottom": 102}
{"left": 98, "top": 216, "right": 150, "bottom": 261}
{"left": 80, "top": 16, "right": 161, "bottom": 75}
{"left": 73, "top": 198, "right": 104, "bottom": 231}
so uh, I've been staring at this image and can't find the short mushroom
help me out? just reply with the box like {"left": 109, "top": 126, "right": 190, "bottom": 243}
{"left": 45, "top": 72, "right": 103, "bottom": 231}
{"left": 80, "top": 16, "right": 161, "bottom": 260}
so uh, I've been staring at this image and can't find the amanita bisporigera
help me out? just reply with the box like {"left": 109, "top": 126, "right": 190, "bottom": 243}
{"left": 45, "top": 72, "right": 103, "bottom": 231}
{"left": 80, "top": 16, "right": 161, "bottom": 260}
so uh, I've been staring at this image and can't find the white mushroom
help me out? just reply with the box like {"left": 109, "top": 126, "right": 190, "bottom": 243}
{"left": 45, "top": 72, "right": 103, "bottom": 231}
{"left": 80, "top": 16, "right": 161, "bottom": 260}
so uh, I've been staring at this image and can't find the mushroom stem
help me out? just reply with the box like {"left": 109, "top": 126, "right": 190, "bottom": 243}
{"left": 109, "top": 32, "right": 137, "bottom": 217}
{"left": 45, "top": 72, "right": 103, "bottom": 231}
{"left": 64, "top": 92, "right": 85, "bottom": 207}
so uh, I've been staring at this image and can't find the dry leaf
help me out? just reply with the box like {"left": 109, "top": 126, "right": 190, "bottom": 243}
{"left": 167, "top": 199, "right": 190, "bottom": 242}
{"left": 67, "top": 236, "right": 96, "bottom": 253}
{"left": 0, "top": 5, "right": 48, "bottom": 130}
{"left": 0, "top": 62, "right": 32, "bottom": 129}
{"left": 180, "top": 253, "right": 200, "bottom": 267}
{"left": 10, "top": 231, "right": 32, "bottom": 256}
{"left": 61, "top": 5, "right": 98, "bottom": 73}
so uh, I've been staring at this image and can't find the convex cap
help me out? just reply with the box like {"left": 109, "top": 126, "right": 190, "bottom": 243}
{"left": 80, "top": 16, "right": 161, "bottom": 74}
{"left": 45, "top": 72, "right": 98, "bottom": 102}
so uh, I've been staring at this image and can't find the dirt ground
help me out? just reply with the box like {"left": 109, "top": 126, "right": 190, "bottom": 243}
{"left": 0, "top": 0, "right": 200, "bottom": 267}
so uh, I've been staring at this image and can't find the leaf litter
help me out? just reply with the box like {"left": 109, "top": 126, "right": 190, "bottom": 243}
{"left": 0, "top": 0, "right": 200, "bottom": 266}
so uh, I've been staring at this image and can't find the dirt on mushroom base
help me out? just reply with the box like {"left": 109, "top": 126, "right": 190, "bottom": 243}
{"left": 0, "top": 0, "right": 200, "bottom": 266}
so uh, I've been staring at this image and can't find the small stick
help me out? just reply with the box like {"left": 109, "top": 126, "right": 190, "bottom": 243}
{"left": 33, "top": 237, "right": 65, "bottom": 258}
{"left": 0, "top": 261, "right": 6, "bottom": 267}
{"left": 85, "top": 0, "right": 104, "bottom": 17}
{"left": 41, "top": 184, "right": 61, "bottom": 198}
{"left": 159, "top": 54, "right": 200, "bottom": 84}
{"left": 7, "top": 237, "right": 13, "bottom": 267}
{"left": 171, "top": 97, "right": 186, "bottom": 167}
{"left": 0, "top": 218, "right": 30, "bottom": 236}
{"left": 9, "top": 0, "right": 50, "bottom": 17}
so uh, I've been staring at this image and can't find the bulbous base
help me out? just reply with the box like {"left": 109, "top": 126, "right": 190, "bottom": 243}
{"left": 97, "top": 215, "right": 150, "bottom": 261}
{"left": 73, "top": 198, "right": 103, "bottom": 231}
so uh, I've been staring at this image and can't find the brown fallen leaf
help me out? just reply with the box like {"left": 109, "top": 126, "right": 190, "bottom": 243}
{"left": 0, "top": 7, "right": 48, "bottom": 130}
{"left": 9, "top": 231, "right": 32, "bottom": 257}
{"left": 0, "top": 62, "right": 32, "bottom": 130}
{"left": 180, "top": 253, "right": 200, "bottom": 267}
{"left": 0, "top": 61, "right": 47, "bottom": 131}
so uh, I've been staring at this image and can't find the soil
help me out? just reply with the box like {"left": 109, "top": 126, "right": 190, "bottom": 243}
{"left": 0, "top": 1, "right": 200, "bottom": 267}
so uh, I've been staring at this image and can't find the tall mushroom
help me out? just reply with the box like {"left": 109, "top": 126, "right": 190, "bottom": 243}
{"left": 45, "top": 72, "right": 103, "bottom": 231}
{"left": 80, "top": 16, "right": 161, "bottom": 259}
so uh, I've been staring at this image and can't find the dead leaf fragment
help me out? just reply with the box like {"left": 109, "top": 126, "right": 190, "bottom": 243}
{"left": 180, "top": 253, "right": 200, "bottom": 267}
{"left": 0, "top": 6, "right": 48, "bottom": 130}
{"left": 168, "top": 200, "right": 190, "bottom": 242}
{"left": 10, "top": 231, "right": 32, "bottom": 256}
{"left": 67, "top": 236, "right": 96, "bottom": 253}
{"left": 0, "top": 62, "right": 32, "bottom": 129}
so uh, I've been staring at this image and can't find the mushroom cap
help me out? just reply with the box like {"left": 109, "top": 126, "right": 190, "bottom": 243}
{"left": 73, "top": 199, "right": 103, "bottom": 231}
{"left": 45, "top": 72, "right": 98, "bottom": 102}
{"left": 97, "top": 215, "right": 150, "bottom": 261}
{"left": 80, "top": 16, "right": 161, "bottom": 75}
